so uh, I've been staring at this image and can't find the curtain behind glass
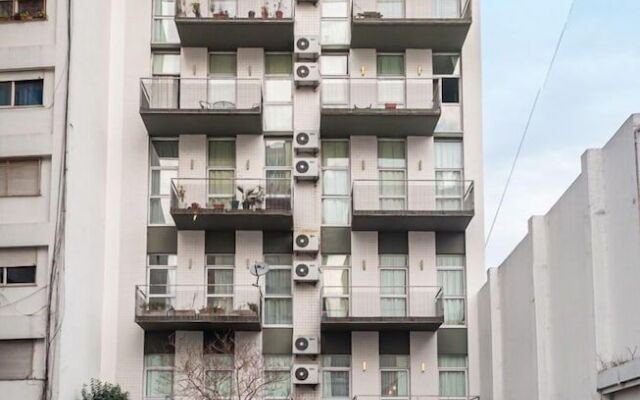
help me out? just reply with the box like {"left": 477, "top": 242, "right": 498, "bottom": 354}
{"left": 439, "top": 371, "right": 466, "bottom": 396}
{"left": 321, "top": 21, "right": 350, "bottom": 46}
{"left": 14, "top": 80, "right": 43, "bottom": 106}
{"left": 322, "top": 371, "right": 349, "bottom": 397}
{"left": 0, "top": 82, "right": 11, "bottom": 106}
{"left": 265, "top": 298, "right": 292, "bottom": 324}
{"left": 435, "top": 141, "right": 463, "bottom": 169}
{"left": 208, "top": 141, "right": 236, "bottom": 167}
{"left": 378, "top": 0, "right": 404, "bottom": 18}
{"left": 322, "top": 141, "right": 349, "bottom": 166}
{"left": 152, "top": 53, "right": 180, "bottom": 75}
{"left": 322, "top": 198, "right": 350, "bottom": 225}
{"left": 265, "top": 54, "right": 293, "bottom": 75}
{"left": 377, "top": 55, "right": 405, "bottom": 76}
{"left": 209, "top": 54, "right": 237, "bottom": 75}
{"left": 266, "top": 270, "right": 291, "bottom": 295}
{"left": 266, "top": 141, "right": 292, "bottom": 167}
{"left": 153, "top": 19, "right": 179, "bottom": 43}
{"left": 380, "top": 370, "right": 408, "bottom": 396}
{"left": 378, "top": 141, "right": 406, "bottom": 168}
{"left": 154, "top": 0, "right": 176, "bottom": 15}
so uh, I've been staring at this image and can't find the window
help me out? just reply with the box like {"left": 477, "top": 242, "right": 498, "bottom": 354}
{"left": 264, "top": 54, "right": 293, "bottom": 131}
{"left": 433, "top": 53, "right": 462, "bottom": 132}
{"left": 0, "top": 79, "right": 43, "bottom": 107}
{"left": 210, "top": 0, "right": 237, "bottom": 17}
{"left": 0, "top": 0, "right": 45, "bottom": 19}
{"left": 321, "top": 54, "right": 349, "bottom": 106}
{"left": 264, "top": 254, "right": 292, "bottom": 325}
{"left": 377, "top": 55, "right": 405, "bottom": 106}
{"left": 322, "top": 355, "right": 350, "bottom": 399}
{"left": 1, "top": 266, "right": 36, "bottom": 285}
{"left": 0, "top": 340, "right": 35, "bottom": 380}
{"left": 322, "top": 141, "right": 350, "bottom": 226}
{"left": 433, "top": 0, "right": 461, "bottom": 18}
{"left": 206, "top": 254, "right": 234, "bottom": 312}
{"left": 264, "top": 355, "right": 292, "bottom": 399}
{"left": 149, "top": 140, "right": 178, "bottom": 225}
{"left": 379, "top": 255, "right": 407, "bottom": 317}
{"left": 146, "top": 254, "right": 176, "bottom": 309}
{"left": 0, "top": 159, "right": 40, "bottom": 197}
{"left": 144, "top": 332, "right": 175, "bottom": 399}
{"left": 265, "top": 139, "right": 292, "bottom": 207}
{"left": 378, "top": 140, "right": 406, "bottom": 210}
{"left": 380, "top": 355, "right": 409, "bottom": 398}
{"left": 321, "top": 0, "right": 349, "bottom": 46}
{"left": 152, "top": 52, "right": 180, "bottom": 76}
{"left": 439, "top": 355, "right": 467, "bottom": 398}
{"left": 208, "top": 139, "right": 236, "bottom": 208}
{"left": 434, "top": 140, "right": 464, "bottom": 210}
{"left": 437, "top": 255, "right": 465, "bottom": 325}
{"left": 378, "top": 0, "right": 404, "bottom": 18}
{"left": 205, "top": 352, "right": 234, "bottom": 398}
{"left": 152, "top": 0, "right": 179, "bottom": 44}
{"left": 321, "top": 54, "right": 348, "bottom": 76}
{"left": 322, "top": 255, "right": 350, "bottom": 318}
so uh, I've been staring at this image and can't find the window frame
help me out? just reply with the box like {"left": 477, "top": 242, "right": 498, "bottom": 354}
{"left": 263, "top": 53, "right": 294, "bottom": 132}
{"left": 148, "top": 138, "right": 179, "bottom": 226}
{"left": 438, "top": 355, "right": 468, "bottom": 399}
{"left": 0, "top": 158, "right": 41, "bottom": 197}
{"left": 151, "top": 51, "right": 181, "bottom": 77}
{"left": 143, "top": 359, "right": 175, "bottom": 400}
{"left": 151, "top": 0, "right": 179, "bottom": 45}
{"left": 434, "top": 139, "right": 465, "bottom": 210}
{"left": 263, "top": 255, "right": 293, "bottom": 327}
{"left": 321, "top": 139, "right": 351, "bottom": 227}
{"left": 379, "top": 355, "right": 410, "bottom": 399}
{"left": 0, "top": 0, "right": 46, "bottom": 21}
{"left": 377, "top": 139, "right": 407, "bottom": 211}
{"left": 146, "top": 254, "right": 177, "bottom": 309}
{"left": 321, "top": 255, "right": 351, "bottom": 318}
{"left": 207, "top": 138, "right": 236, "bottom": 208}
{"left": 205, "top": 254, "right": 235, "bottom": 311}
{"left": 264, "top": 139, "right": 293, "bottom": 203}
{"left": 379, "top": 254, "right": 408, "bottom": 317}
{"left": 321, "top": 354, "right": 351, "bottom": 399}
{"left": 320, "top": 0, "right": 350, "bottom": 47}
{"left": 263, "top": 355, "right": 293, "bottom": 400}
{"left": 437, "top": 254, "right": 466, "bottom": 326}
{"left": 433, "top": 52, "right": 463, "bottom": 133}
{"left": 0, "top": 79, "right": 44, "bottom": 108}
{"left": 0, "top": 265, "right": 37, "bottom": 286}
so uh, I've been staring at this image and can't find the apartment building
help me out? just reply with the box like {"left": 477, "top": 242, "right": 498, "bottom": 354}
{"left": 7, "top": 0, "right": 483, "bottom": 398}
{"left": 479, "top": 115, "right": 640, "bottom": 400}
{"left": 0, "top": 0, "right": 67, "bottom": 398}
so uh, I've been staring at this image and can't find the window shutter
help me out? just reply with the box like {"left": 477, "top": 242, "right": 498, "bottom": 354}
{"left": 0, "top": 340, "right": 34, "bottom": 379}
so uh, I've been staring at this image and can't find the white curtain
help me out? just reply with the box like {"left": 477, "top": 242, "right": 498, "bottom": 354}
{"left": 377, "top": 0, "right": 404, "bottom": 17}
{"left": 208, "top": 79, "right": 236, "bottom": 108}
{"left": 265, "top": 269, "right": 292, "bottom": 324}
{"left": 264, "top": 105, "right": 293, "bottom": 131}
{"left": 381, "top": 371, "right": 409, "bottom": 396}
{"left": 378, "top": 80, "right": 405, "bottom": 106}
{"left": 322, "top": 371, "right": 349, "bottom": 397}
{"left": 152, "top": 53, "right": 180, "bottom": 75}
{"left": 322, "top": 79, "right": 349, "bottom": 106}
{"left": 152, "top": 19, "right": 179, "bottom": 43}
{"left": 435, "top": 141, "right": 463, "bottom": 169}
{"left": 321, "top": 21, "right": 350, "bottom": 46}
{"left": 433, "top": 0, "right": 461, "bottom": 18}
{"left": 322, "top": 199, "right": 350, "bottom": 225}
{"left": 148, "top": 78, "right": 179, "bottom": 109}
{"left": 439, "top": 371, "right": 466, "bottom": 396}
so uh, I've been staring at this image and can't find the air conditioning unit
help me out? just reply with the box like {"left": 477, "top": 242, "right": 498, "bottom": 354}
{"left": 294, "top": 130, "right": 319, "bottom": 153}
{"left": 295, "top": 36, "right": 320, "bottom": 60}
{"left": 294, "top": 231, "right": 320, "bottom": 253}
{"left": 293, "top": 261, "right": 319, "bottom": 283}
{"left": 293, "top": 364, "right": 319, "bottom": 385}
{"left": 294, "top": 62, "right": 320, "bottom": 88}
{"left": 293, "top": 336, "right": 319, "bottom": 354}
{"left": 293, "top": 157, "right": 319, "bottom": 181}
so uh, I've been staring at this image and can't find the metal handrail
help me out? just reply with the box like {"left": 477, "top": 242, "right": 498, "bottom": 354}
{"left": 321, "top": 77, "right": 441, "bottom": 111}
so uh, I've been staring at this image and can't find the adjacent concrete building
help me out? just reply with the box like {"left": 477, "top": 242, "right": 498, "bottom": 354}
{"left": 479, "top": 115, "right": 640, "bottom": 400}
{"left": 2, "top": 0, "right": 484, "bottom": 399}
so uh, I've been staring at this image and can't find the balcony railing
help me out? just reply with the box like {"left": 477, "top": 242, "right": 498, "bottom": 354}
{"left": 135, "top": 284, "right": 262, "bottom": 330}
{"left": 139, "top": 77, "right": 262, "bottom": 135}
{"left": 321, "top": 285, "right": 444, "bottom": 331}
{"left": 169, "top": 178, "right": 293, "bottom": 230}
{"left": 174, "top": 0, "right": 295, "bottom": 50}
{"left": 321, "top": 78, "right": 441, "bottom": 137}
{"left": 350, "top": 0, "right": 472, "bottom": 51}
{"left": 351, "top": 179, "right": 474, "bottom": 231}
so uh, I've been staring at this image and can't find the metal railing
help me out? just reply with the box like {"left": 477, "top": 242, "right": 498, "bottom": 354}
{"left": 176, "top": 0, "right": 294, "bottom": 19}
{"left": 170, "top": 178, "right": 293, "bottom": 213}
{"left": 140, "top": 77, "right": 262, "bottom": 112}
{"left": 352, "top": 179, "right": 474, "bottom": 213}
{"left": 352, "top": 0, "right": 471, "bottom": 19}
{"left": 135, "top": 284, "right": 262, "bottom": 320}
{"left": 322, "top": 286, "right": 443, "bottom": 319}
{"left": 322, "top": 78, "right": 441, "bottom": 111}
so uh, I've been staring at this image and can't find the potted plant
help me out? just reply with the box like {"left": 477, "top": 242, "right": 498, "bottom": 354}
{"left": 275, "top": 0, "right": 284, "bottom": 18}
{"left": 191, "top": 1, "right": 201, "bottom": 17}
{"left": 231, "top": 196, "right": 240, "bottom": 210}
{"left": 248, "top": 10, "right": 255, "bottom": 18}
{"left": 34, "top": 9, "right": 46, "bottom": 19}
{"left": 213, "top": 202, "right": 225, "bottom": 210}
{"left": 19, "top": 10, "right": 32, "bottom": 20}
{"left": 385, "top": 102, "right": 397, "bottom": 110}
{"left": 177, "top": 185, "right": 186, "bottom": 207}
{"left": 260, "top": 4, "right": 269, "bottom": 18}
{"left": 0, "top": 9, "right": 11, "bottom": 21}
{"left": 248, "top": 302, "right": 259, "bottom": 315}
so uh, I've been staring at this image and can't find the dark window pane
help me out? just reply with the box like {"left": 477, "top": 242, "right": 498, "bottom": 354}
{"left": 14, "top": 80, "right": 43, "bottom": 106}
{"left": 442, "top": 78, "right": 460, "bottom": 103}
{"left": 433, "top": 55, "right": 460, "bottom": 75}
{"left": 0, "top": 82, "right": 10, "bottom": 106}
{"left": 0, "top": 3, "right": 14, "bottom": 20}
{"left": 18, "top": 0, "right": 45, "bottom": 14}
{"left": 0, "top": 267, "right": 4, "bottom": 284}
{"left": 6, "top": 266, "right": 36, "bottom": 284}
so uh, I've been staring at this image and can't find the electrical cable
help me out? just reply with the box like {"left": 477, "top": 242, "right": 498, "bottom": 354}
{"left": 485, "top": 0, "right": 578, "bottom": 248}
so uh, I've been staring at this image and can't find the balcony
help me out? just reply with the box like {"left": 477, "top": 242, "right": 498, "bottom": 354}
{"left": 351, "top": 180, "right": 474, "bottom": 231}
{"left": 135, "top": 284, "right": 262, "bottom": 331}
{"left": 175, "top": 0, "right": 294, "bottom": 50}
{"left": 351, "top": 0, "right": 472, "bottom": 52}
{"left": 139, "top": 77, "right": 262, "bottom": 136}
{"left": 170, "top": 178, "right": 293, "bottom": 231}
{"left": 320, "top": 78, "right": 441, "bottom": 137}
{"left": 321, "top": 286, "right": 444, "bottom": 331}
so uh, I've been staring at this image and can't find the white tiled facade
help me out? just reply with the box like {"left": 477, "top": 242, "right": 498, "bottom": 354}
{"left": 1, "top": 0, "right": 484, "bottom": 399}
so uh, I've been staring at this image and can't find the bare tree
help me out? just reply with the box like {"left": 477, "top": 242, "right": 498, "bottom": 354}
{"left": 174, "top": 332, "right": 287, "bottom": 400}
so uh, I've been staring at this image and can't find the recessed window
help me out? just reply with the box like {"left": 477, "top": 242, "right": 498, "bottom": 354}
{"left": 0, "top": 159, "right": 41, "bottom": 197}
{"left": 4, "top": 266, "right": 36, "bottom": 284}
{"left": 377, "top": 55, "right": 405, "bottom": 76}
{"left": 320, "top": 54, "right": 348, "bottom": 76}
{"left": 152, "top": 52, "right": 180, "bottom": 76}
{"left": 0, "top": 0, "right": 46, "bottom": 20}
{"left": 265, "top": 53, "right": 293, "bottom": 75}
{"left": 152, "top": 0, "right": 178, "bottom": 43}
{"left": 0, "top": 79, "right": 43, "bottom": 107}
{"left": 149, "top": 140, "right": 178, "bottom": 225}
{"left": 209, "top": 53, "right": 237, "bottom": 76}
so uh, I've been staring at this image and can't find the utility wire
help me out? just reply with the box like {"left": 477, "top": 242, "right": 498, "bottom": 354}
{"left": 485, "top": 0, "right": 578, "bottom": 248}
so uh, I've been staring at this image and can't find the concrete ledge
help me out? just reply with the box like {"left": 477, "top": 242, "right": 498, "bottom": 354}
{"left": 598, "top": 358, "right": 640, "bottom": 394}
{"left": 0, "top": 223, "right": 50, "bottom": 247}
{"left": 0, "top": 315, "right": 47, "bottom": 339}
{"left": 0, "top": 133, "right": 52, "bottom": 158}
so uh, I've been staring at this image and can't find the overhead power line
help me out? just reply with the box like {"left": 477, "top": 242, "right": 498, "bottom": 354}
{"left": 485, "top": 0, "right": 578, "bottom": 248}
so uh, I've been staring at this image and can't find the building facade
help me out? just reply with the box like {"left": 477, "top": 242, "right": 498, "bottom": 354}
{"left": 2, "top": 0, "right": 484, "bottom": 398}
{"left": 0, "top": 0, "right": 68, "bottom": 398}
{"left": 479, "top": 115, "right": 640, "bottom": 400}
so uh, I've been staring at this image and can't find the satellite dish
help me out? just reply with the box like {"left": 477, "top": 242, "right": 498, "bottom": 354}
{"left": 250, "top": 262, "right": 270, "bottom": 277}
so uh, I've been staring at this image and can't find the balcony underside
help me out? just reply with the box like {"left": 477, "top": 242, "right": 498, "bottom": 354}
{"left": 171, "top": 209, "right": 293, "bottom": 231}
{"left": 320, "top": 109, "right": 440, "bottom": 137}
{"left": 135, "top": 315, "right": 261, "bottom": 331}
{"left": 321, "top": 316, "right": 444, "bottom": 332}
{"left": 350, "top": 19, "right": 472, "bottom": 52}
{"left": 175, "top": 18, "right": 294, "bottom": 50}
{"left": 140, "top": 109, "right": 262, "bottom": 136}
{"left": 352, "top": 211, "right": 474, "bottom": 232}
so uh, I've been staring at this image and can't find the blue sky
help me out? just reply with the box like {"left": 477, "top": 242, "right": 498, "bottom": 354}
{"left": 482, "top": 0, "right": 640, "bottom": 268}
